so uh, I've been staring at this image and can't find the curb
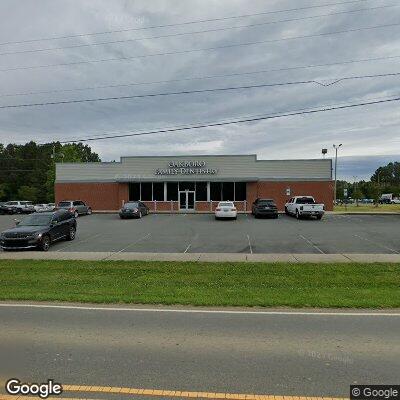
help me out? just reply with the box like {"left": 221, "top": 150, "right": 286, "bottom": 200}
{"left": 1, "top": 252, "right": 400, "bottom": 263}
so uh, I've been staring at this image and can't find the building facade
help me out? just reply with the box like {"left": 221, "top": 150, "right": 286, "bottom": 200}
{"left": 55, "top": 155, "right": 334, "bottom": 212}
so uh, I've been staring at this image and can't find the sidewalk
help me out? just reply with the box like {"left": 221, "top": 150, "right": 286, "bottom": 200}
{"left": 1, "top": 251, "right": 399, "bottom": 262}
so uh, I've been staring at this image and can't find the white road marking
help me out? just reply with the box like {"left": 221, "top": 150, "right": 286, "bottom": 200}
{"left": 55, "top": 232, "right": 103, "bottom": 252}
{"left": 184, "top": 243, "right": 192, "bottom": 253}
{"left": 246, "top": 234, "right": 253, "bottom": 254}
{"left": 299, "top": 234, "right": 324, "bottom": 254}
{"left": 0, "top": 303, "right": 399, "bottom": 316}
{"left": 103, "top": 233, "right": 152, "bottom": 258}
{"left": 354, "top": 234, "right": 399, "bottom": 254}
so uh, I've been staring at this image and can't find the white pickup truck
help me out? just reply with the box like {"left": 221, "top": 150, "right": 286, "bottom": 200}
{"left": 285, "top": 196, "right": 325, "bottom": 220}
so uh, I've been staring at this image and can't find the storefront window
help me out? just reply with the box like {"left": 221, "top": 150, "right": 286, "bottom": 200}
{"left": 179, "top": 182, "right": 195, "bottom": 191}
{"left": 222, "top": 182, "right": 234, "bottom": 201}
{"left": 235, "top": 182, "right": 246, "bottom": 201}
{"left": 167, "top": 182, "right": 178, "bottom": 201}
{"left": 196, "top": 182, "right": 207, "bottom": 201}
{"left": 210, "top": 182, "right": 222, "bottom": 201}
{"left": 129, "top": 183, "right": 140, "bottom": 201}
{"left": 153, "top": 182, "right": 164, "bottom": 201}
{"left": 141, "top": 182, "right": 152, "bottom": 201}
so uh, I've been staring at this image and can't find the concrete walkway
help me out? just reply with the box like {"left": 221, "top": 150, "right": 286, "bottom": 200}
{"left": 1, "top": 251, "right": 400, "bottom": 262}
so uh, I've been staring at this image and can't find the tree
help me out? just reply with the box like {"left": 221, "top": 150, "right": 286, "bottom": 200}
{"left": 17, "top": 185, "right": 38, "bottom": 202}
{"left": 0, "top": 183, "right": 6, "bottom": 201}
{"left": 0, "top": 141, "right": 100, "bottom": 203}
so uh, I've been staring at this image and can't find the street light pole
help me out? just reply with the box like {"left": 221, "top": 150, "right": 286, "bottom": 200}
{"left": 333, "top": 144, "right": 342, "bottom": 204}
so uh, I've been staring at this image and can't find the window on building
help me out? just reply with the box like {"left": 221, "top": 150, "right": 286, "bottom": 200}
{"left": 167, "top": 182, "right": 178, "bottom": 201}
{"left": 222, "top": 182, "right": 234, "bottom": 201}
{"left": 234, "top": 182, "right": 246, "bottom": 201}
{"left": 196, "top": 182, "right": 207, "bottom": 201}
{"left": 210, "top": 182, "right": 222, "bottom": 201}
{"left": 179, "top": 181, "right": 195, "bottom": 191}
{"left": 153, "top": 182, "right": 164, "bottom": 201}
{"left": 141, "top": 182, "right": 152, "bottom": 201}
{"left": 129, "top": 183, "right": 140, "bottom": 201}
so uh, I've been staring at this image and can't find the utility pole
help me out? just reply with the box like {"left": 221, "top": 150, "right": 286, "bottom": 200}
{"left": 333, "top": 144, "right": 342, "bottom": 204}
{"left": 353, "top": 175, "right": 358, "bottom": 206}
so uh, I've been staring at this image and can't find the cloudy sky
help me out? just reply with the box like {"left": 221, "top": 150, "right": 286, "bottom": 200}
{"left": 0, "top": 0, "right": 399, "bottom": 180}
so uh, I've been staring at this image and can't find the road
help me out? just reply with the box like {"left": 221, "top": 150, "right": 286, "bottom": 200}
{"left": 0, "top": 304, "right": 399, "bottom": 399}
{"left": 1, "top": 213, "right": 400, "bottom": 254}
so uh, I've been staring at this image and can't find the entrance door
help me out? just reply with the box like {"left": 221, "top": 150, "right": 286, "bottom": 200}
{"left": 179, "top": 191, "right": 195, "bottom": 211}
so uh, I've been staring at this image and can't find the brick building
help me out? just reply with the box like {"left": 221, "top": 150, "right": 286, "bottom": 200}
{"left": 55, "top": 155, "right": 333, "bottom": 212}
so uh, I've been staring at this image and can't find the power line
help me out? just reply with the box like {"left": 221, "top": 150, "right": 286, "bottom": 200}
{"left": 49, "top": 92, "right": 400, "bottom": 142}
{"left": 1, "top": 22, "right": 399, "bottom": 73}
{"left": 57, "top": 96, "right": 400, "bottom": 143}
{"left": 1, "top": 71, "right": 399, "bottom": 110}
{"left": 0, "top": 4, "right": 396, "bottom": 57}
{"left": 1, "top": 54, "right": 399, "bottom": 98}
{"left": 0, "top": 0, "right": 370, "bottom": 46}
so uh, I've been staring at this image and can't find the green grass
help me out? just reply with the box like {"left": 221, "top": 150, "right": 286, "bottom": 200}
{"left": 0, "top": 259, "right": 399, "bottom": 308}
{"left": 334, "top": 204, "right": 400, "bottom": 213}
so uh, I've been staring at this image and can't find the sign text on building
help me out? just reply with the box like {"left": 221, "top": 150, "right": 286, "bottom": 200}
{"left": 155, "top": 160, "right": 218, "bottom": 175}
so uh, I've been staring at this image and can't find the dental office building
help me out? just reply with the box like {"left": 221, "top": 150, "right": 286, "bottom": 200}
{"left": 55, "top": 154, "right": 334, "bottom": 212}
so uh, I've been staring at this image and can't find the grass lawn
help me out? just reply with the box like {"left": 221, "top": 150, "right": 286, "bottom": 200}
{"left": 334, "top": 204, "right": 400, "bottom": 213}
{"left": 0, "top": 259, "right": 399, "bottom": 308}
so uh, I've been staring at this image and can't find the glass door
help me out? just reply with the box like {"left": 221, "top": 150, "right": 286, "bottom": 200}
{"left": 187, "top": 191, "right": 195, "bottom": 210}
{"left": 179, "top": 191, "right": 187, "bottom": 210}
{"left": 179, "top": 191, "right": 195, "bottom": 211}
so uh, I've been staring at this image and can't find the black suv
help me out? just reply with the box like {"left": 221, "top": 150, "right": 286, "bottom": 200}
{"left": 0, "top": 210, "right": 76, "bottom": 251}
{"left": 252, "top": 198, "right": 278, "bottom": 218}
{"left": 119, "top": 201, "right": 149, "bottom": 219}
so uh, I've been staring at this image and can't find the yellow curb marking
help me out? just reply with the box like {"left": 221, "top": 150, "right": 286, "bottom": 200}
{"left": 0, "top": 384, "right": 348, "bottom": 400}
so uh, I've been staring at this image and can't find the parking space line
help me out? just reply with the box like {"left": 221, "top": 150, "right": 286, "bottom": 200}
{"left": 299, "top": 234, "right": 324, "bottom": 254}
{"left": 55, "top": 232, "right": 103, "bottom": 252}
{"left": 103, "top": 233, "right": 152, "bottom": 259}
{"left": 246, "top": 234, "right": 253, "bottom": 254}
{"left": 184, "top": 243, "right": 192, "bottom": 253}
{"left": 353, "top": 234, "right": 399, "bottom": 254}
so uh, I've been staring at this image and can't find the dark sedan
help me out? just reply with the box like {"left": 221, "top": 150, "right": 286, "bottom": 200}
{"left": 119, "top": 201, "right": 149, "bottom": 219}
{"left": 0, "top": 210, "right": 76, "bottom": 251}
{"left": 252, "top": 198, "right": 278, "bottom": 219}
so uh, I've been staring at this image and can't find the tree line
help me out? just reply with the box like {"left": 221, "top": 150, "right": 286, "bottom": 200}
{"left": 336, "top": 161, "right": 400, "bottom": 201}
{"left": 0, "top": 142, "right": 100, "bottom": 203}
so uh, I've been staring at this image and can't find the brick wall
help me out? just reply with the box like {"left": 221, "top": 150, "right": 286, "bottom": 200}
{"left": 248, "top": 181, "right": 334, "bottom": 211}
{"left": 55, "top": 182, "right": 122, "bottom": 210}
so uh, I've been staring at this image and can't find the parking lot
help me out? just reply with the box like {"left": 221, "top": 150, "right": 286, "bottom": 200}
{"left": 0, "top": 212, "right": 399, "bottom": 254}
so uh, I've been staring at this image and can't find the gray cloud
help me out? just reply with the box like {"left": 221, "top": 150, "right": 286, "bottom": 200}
{"left": 0, "top": 0, "right": 399, "bottom": 182}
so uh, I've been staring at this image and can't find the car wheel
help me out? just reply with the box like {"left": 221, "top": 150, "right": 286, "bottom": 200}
{"left": 316, "top": 215, "right": 322, "bottom": 220}
{"left": 285, "top": 207, "right": 289, "bottom": 215}
{"left": 66, "top": 226, "right": 76, "bottom": 241}
{"left": 274, "top": 214, "right": 279, "bottom": 219}
{"left": 74, "top": 211, "right": 79, "bottom": 218}
{"left": 296, "top": 210, "right": 301, "bottom": 220}
{"left": 215, "top": 216, "right": 218, "bottom": 220}
{"left": 40, "top": 235, "right": 51, "bottom": 251}
{"left": 87, "top": 208, "right": 92, "bottom": 215}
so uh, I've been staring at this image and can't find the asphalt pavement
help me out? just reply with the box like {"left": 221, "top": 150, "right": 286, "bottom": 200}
{"left": 0, "top": 303, "right": 399, "bottom": 399}
{"left": 0, "top": 213, "right": 399, "bottom": 254}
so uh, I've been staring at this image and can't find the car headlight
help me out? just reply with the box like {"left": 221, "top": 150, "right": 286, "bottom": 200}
{"left": 34, "top": 232, "right": 43, "bottom": 239}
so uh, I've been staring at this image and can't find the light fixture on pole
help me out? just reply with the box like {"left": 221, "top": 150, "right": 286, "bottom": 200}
{"left": 333, "top": 144, "right": 342, "bottom": 203}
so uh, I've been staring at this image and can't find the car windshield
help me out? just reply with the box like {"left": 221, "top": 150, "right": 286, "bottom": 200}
{"left": 58, "top": 201, "right": 71, "bottom": 207}
{"left": 124, "top": 202, "right": 138, "bottom": 209}
{"left": 296, "top": 197, "right": 315, "bottom": 204}
{"left": 18, "top": 214, "right": 52, "bottom": 226}
{"left": 258, "top": 200, "right": 275, "bottom": 205}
